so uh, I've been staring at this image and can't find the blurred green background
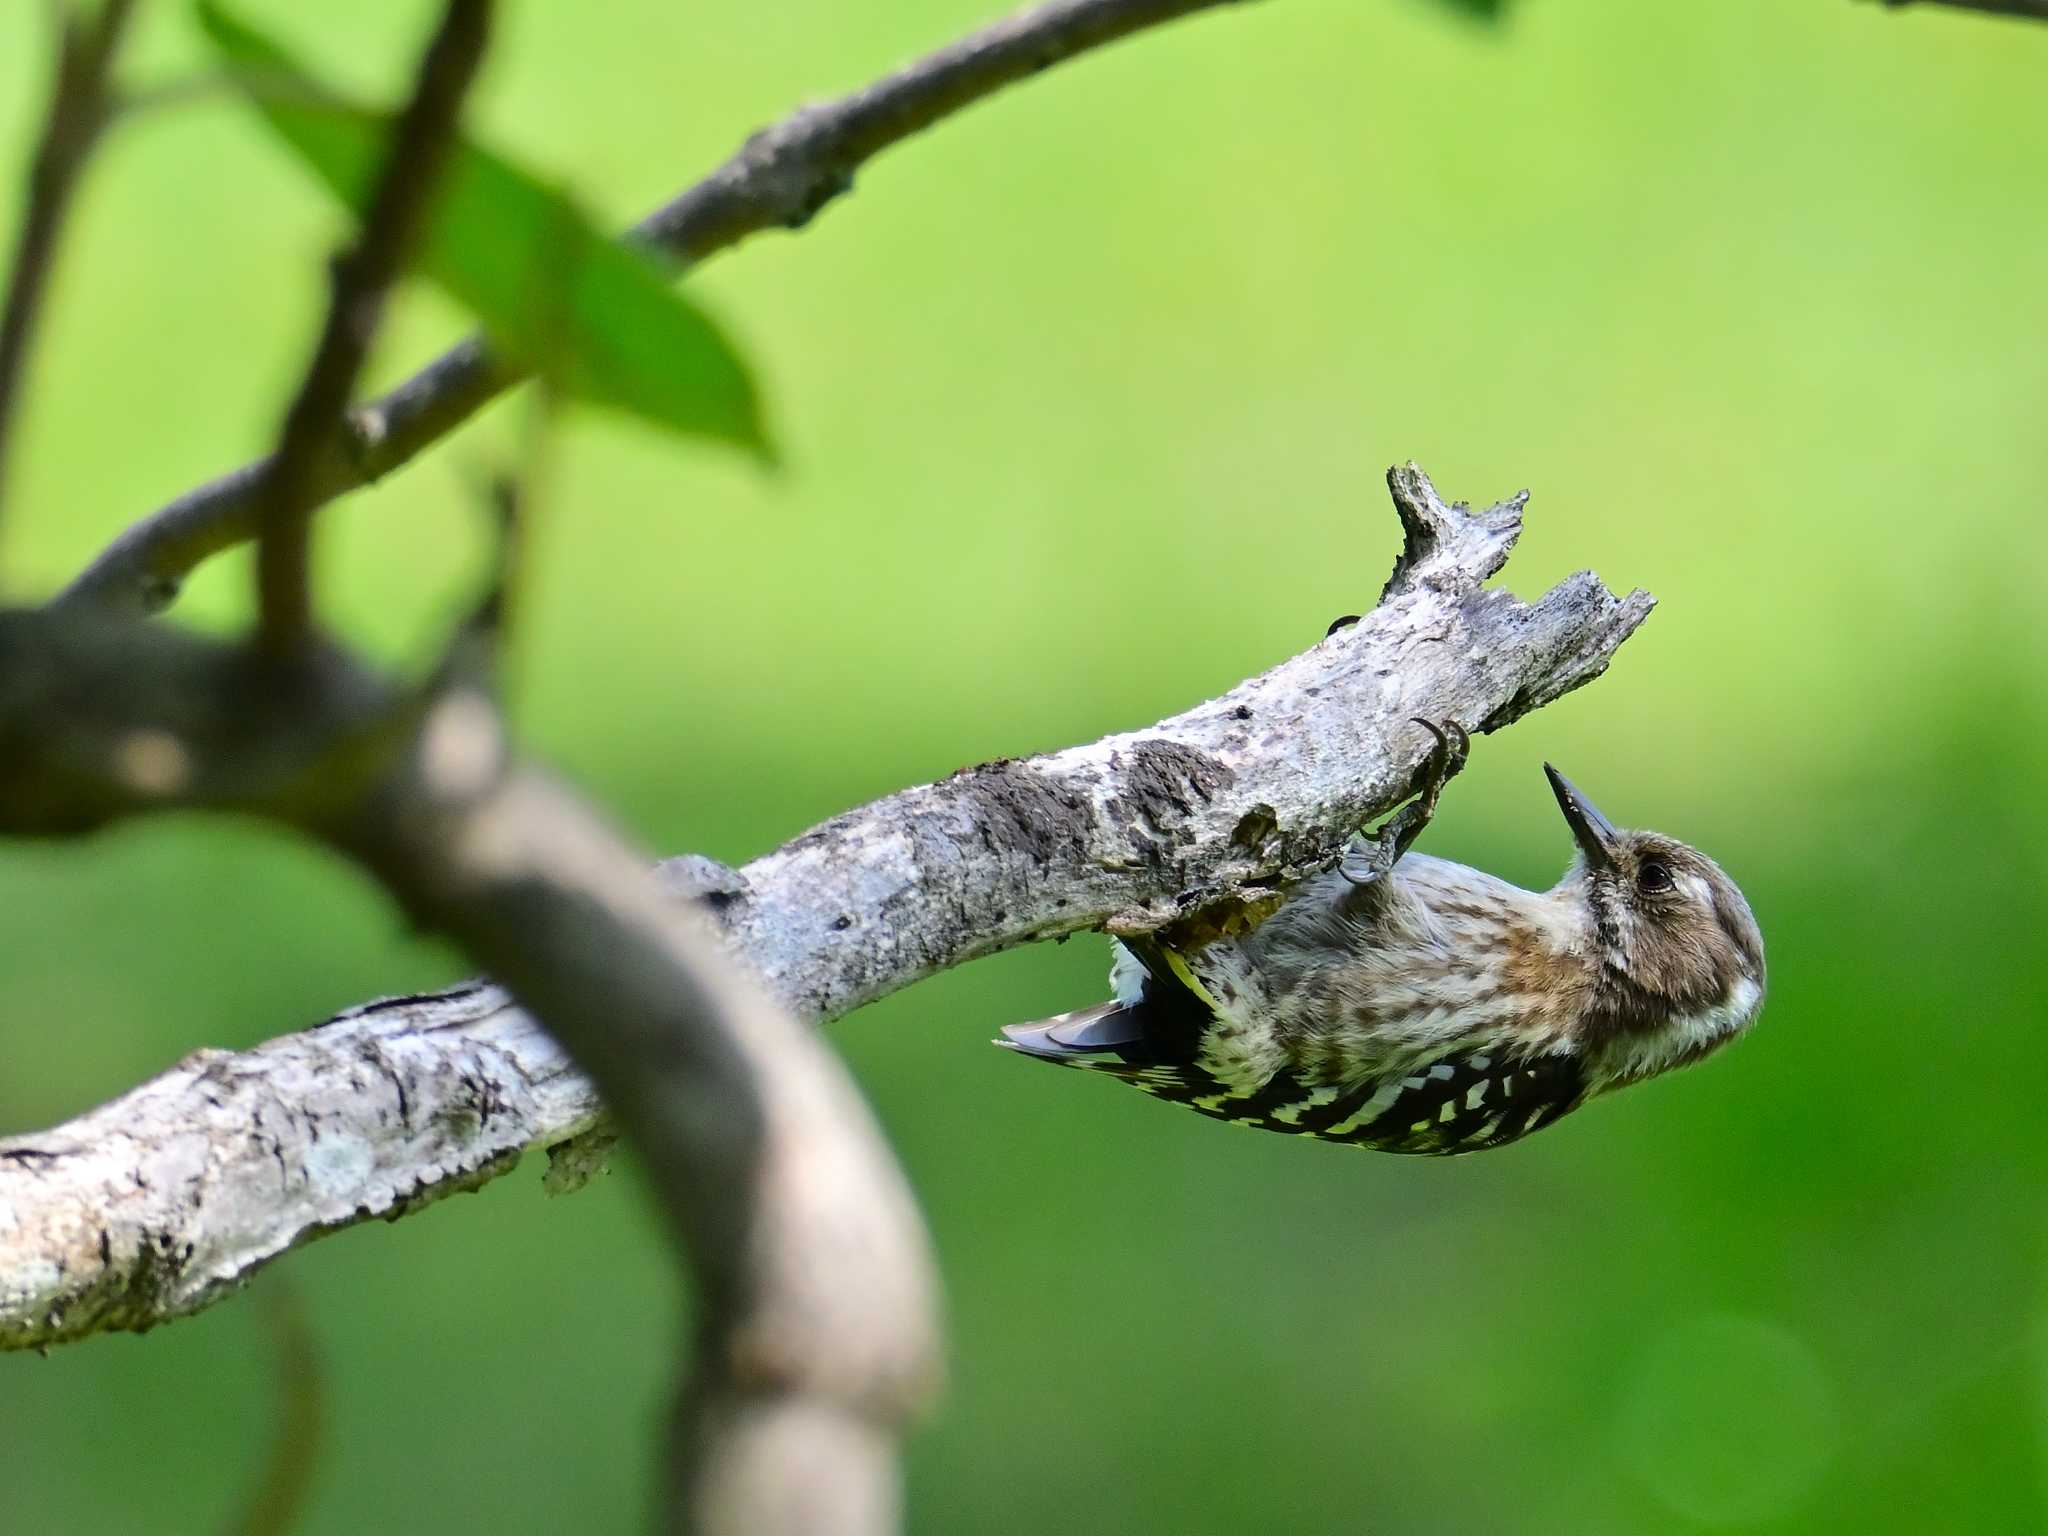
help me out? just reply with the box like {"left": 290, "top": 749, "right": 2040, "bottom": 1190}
{"left": 4, "top": 0, "right": 2047, "bottom": 1530}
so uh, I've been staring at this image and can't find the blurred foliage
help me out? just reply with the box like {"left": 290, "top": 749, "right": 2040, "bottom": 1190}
{"left": 197, "top": 0, "right": 770, "bottom": 459}
{"left": 3, "top": 0, "right": 2048, "bottom": 1533}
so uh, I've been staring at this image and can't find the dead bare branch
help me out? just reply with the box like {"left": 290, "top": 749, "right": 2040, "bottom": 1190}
{"left": 0, "top": 463, "right": 1650, "bottom": 1352}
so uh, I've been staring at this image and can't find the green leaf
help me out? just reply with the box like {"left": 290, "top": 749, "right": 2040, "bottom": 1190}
{"left": 195, "top": 1, "right": 772, "bottom": 461}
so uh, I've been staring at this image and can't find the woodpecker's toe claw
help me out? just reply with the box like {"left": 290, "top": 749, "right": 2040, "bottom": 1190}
{"left": 1351, "top": 719, "right": 1470, "bottom": 882}
{"left": 1338, "top": 833, "right": 1386, "bottom": 888}
{"left": 1409, "top": 717, "right": 1469, "bottom": 789}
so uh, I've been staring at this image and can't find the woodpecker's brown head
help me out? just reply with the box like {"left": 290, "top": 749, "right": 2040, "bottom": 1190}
{"left": 1545, "top": 765, "right": 1766, "bottom": 1085}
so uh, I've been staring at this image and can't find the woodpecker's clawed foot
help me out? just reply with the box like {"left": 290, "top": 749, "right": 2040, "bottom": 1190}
{"left": 1411, "top": 717, "right": 1471, "bottom": 798}
{"left": 1342, "top": 718, "right": 1469, "bottom": 887}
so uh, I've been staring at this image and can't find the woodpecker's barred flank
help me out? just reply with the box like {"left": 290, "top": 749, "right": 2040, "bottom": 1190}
{"left": 998, "top": 723, "right": 1766, "bottom": 1155}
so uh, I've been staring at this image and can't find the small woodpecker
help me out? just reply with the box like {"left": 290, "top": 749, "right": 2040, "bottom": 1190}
{"left": 999, "top": 723, "right": 1766, "bottom": 1155}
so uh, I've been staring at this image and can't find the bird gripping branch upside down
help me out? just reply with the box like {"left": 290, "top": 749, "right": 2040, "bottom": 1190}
{"left": 999, "top": 723, "right": 1766, "bottom": 1155}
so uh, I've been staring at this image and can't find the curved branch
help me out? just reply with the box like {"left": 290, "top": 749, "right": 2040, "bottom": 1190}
{"left": 334, "top": 755, "right": 941, "bottom": 1534}
{"left": 0, "top": 464, "right": 1653, "bottom": 1350}
{"left": 53, "top": 0, "right": 1265, "bottom": 614}
{"left": 0, "top": 600, "right": 941, "bottom": 1532}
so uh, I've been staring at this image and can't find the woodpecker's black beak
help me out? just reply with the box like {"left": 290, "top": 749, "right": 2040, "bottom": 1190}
{"left": 1545, "top": 764, "right": 1620, "bottom": 870}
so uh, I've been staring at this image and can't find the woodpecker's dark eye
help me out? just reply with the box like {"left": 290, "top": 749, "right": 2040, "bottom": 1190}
{"left": 1639, "top": 860, "right": 1674, "bottom": 893}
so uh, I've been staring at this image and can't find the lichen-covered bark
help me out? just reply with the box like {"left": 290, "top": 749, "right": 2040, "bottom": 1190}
{"left": 715, "top": 466, "right": 1652, "bottom": 1019}
{"left": 0, "top": 465, "right": 1653, "bottom": 1350}
{"left": 0, "top": 985, "right": 577, "bottom": 1349}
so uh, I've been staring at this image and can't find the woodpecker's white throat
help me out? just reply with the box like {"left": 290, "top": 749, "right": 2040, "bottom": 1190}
{"left": 999, "top": 725, "right": 1766, "bottom": 1155}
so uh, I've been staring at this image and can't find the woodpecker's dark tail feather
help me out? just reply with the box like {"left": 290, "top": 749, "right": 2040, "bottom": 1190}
{"left": 998, "top": 1003, "right": 1147, "bottom": 1060}
{"left": 999, "top": 935, "right": 1216, "bottom": 1068}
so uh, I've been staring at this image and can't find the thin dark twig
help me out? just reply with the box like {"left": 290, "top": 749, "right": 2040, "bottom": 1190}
{"left": 0, "top": 0, "right": 138, "bottom": 548}
{"left": 56, "top": 0, "right": 1264, "bottom": 615}
{"left": 1877, "top": 0, "right": 2048, "bottom": 18}
{"left": 251, "top": 0, "right": 492, "bottom": 652}
{"left": 435, "top": 420, "right": 543, "bottom": 698}
{"left": 224, "top": 1275, "right": 326, "bottom": 1536}
{"left": 477, "top": 380, "right": 556, "bottom": 653}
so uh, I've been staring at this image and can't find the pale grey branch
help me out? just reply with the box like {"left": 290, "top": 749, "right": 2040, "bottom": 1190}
{"left": 0, "top": 463, "right": 1653, "bottom": 1351}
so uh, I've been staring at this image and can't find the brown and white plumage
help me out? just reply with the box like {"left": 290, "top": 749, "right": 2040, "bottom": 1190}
{"left": 1000, "top": 744, "right": 1765, "bottom": 1156}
